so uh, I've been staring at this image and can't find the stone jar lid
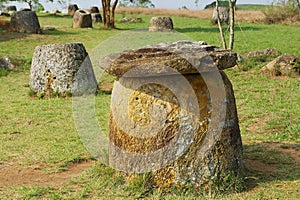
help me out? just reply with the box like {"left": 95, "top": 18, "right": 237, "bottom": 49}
{"left": 101, "top": 41, "right": 237, "bottom": 78}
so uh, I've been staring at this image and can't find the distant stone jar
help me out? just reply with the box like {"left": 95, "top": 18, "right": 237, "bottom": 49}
{"left": 10, "top": 11, "right": 42, "bottom": 34}
{"left": 149, "top": 17, "right": 173, "bottom": 32}
{"left": 73, "top": 10, "right": 92, "bottom": 28}
{"left": 68, "top": 4, "right": 79, "bottom": 16}
{"left": 30, "top": 43, "right": 97, "bottom": 96}
{"left": 5, "top": 6, "right": 17, "bottom": 12}
{"left": 212, "top": 6, "right": 229, "bottom": 25}
{"left": 103, "top": 41, "right": 244, "bottom": 189}
{"left": 90, "top": 6, "right": 100, "bottom": 13}
{"left": 91, "top": 13, "right": 102, "bottom": 23}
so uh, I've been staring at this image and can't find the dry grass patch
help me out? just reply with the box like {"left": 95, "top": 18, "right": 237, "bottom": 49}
{"left": 116, "top": 7, "right": 265, "bottom": 23}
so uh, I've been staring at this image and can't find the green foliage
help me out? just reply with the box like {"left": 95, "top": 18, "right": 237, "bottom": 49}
{"left": 34, "top": 2, "right": 44, "bottom": 12}
{"left": 119, "top": 0, "right": 154, "bottom": 8}
{"left": 263, "top": 0, "right": 300, "bottom": 24}
{"left": 0, "top": 68, "right": 9, "bottom": 76}
{"left": 204, "top": 0, "right": 229, "bottom": 9}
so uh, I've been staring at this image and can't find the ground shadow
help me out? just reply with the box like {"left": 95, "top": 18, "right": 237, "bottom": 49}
{"left": 38, "top": 14, "right": 72, "bottom": 19}
{"left": 42, "top": 29, "right": 79, "bottom": 36}
{"left": 175, "top": 26, "right": 263, "bottom": 33}
{"left": 242, "top": 142, "right": 300, "bottom": 191}
{"left": 0, "top": 31, "right": 27, "bottom": 43}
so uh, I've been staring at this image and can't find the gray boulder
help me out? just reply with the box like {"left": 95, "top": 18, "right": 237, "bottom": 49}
{"left": 212, "top": 6, "right": 229, "bottom": 25}
{"left": 0, "top": 56, "right": 15, "bottom": 70}
{"left": 10, "top": 11, "right": 42, "bottom": 34}
{"left": 73, "top": 10, "right": 92, "bottom": 28}
{"left": 262, "top": 54, "right": 298, "bottom": 76}
{"left": 149, "top": 17, "right": 173, "bottom": 32}
{"left": 30, "top": 43, "right": 97, "bottom": 96}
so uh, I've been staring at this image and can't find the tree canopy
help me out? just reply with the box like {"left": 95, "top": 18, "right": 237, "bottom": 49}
{"left": 119, "top": 0, "right": 154, "bottom": 8}
{"left": 2, "top": 0, "right": 65, "bottom": 10}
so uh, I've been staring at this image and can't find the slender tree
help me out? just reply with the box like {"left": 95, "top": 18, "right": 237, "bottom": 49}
{"left": 228, "top": 0, "right": 236, "bottom": 50}
{"left": 216, "top": 0, "right": 227, "bottom": 49}
{"left": 195, "top": 0, "right": 237, "bottom": 50}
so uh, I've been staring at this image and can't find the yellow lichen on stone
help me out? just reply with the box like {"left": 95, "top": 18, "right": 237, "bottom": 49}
{"left": 128, "top": 83, "right": 179, "bottom": 127}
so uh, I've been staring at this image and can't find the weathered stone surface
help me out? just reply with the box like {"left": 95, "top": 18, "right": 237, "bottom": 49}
{"left": 212, "top": 6, "right": 229, "bottom": 25}
{"left": 73, "top": 10, "right": 92, "bottom": 28}
{"left": 101, "top": 41, "right": 237, "bottom": 78}
{"left": 30, "top": 43, "right": 97, "bottom": 96}
{"left": 0, "top": 56, "right": 15, "bottom": 70}
{"left": 91, "top": 13, "right": 102, "bottom": 23}
{"left": 261, "top": 54, "right": 298, "bottom": 76}
{"left": 20, "top": 8, "right": 31, "bottom": 11}
{"left": 10, "top": 11, "right": 42, "bottom": 34}
{"left": 90, "top": 6, "right": 100, "bottom": 13}
{"left": 5, "top": 6, "right": 17, "bottom": 12}
{"left": 68, "top": 4, "right": 79, "bottom": 16}
{"left": 149, "top": 17, "right": 173, "bottom": 32}
{"left": 106, "top": 40, "right": 244, "bottom": 188}
{"left": 241, "top": 48, "right": 281, "bottom": 58}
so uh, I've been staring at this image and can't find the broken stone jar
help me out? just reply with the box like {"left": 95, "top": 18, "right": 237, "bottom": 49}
{"left": 102, "top": 41, "right": 244, "bottom": 188}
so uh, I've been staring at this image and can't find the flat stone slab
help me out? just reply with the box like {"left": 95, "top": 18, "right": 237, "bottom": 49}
{"left": 101, "top": 41, "right": 237, "bottom": 78}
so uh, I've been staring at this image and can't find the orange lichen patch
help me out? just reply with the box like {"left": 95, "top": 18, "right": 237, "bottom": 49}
{"left": 152, "top": 167, "right": 175, "bottom": 188}
{"left": 129, "top": 83, "right": 179, "bottom": 127}
{"left": 0, "top": 19, "right": 10, "bottom": 30}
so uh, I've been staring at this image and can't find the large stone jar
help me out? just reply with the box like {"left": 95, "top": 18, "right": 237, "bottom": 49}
{"left": 73, "top": 10, "right": 92, "bottom": 28}
{"left": 10, "top": 11, "right": 41, "bottom": 33}
{"left": 30, "top": 43, "right": 97, "bottom": 96}
{"left": 102, "top": 41, "right": 244, "bottom": 188}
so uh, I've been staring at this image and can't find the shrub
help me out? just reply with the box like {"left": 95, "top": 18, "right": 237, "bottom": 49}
{"left": 263, "top": 0, "right": 300, "bottom": 24}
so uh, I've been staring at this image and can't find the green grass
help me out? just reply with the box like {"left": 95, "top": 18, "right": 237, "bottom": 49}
{"left": 0, "top": 13, "right": 300, "bottom": 199}
{"left": 236, "top": 4, "right": 268, "bottom": 11}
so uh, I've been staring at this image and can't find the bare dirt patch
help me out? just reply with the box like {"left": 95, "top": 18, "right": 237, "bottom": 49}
{"left": 0, "top": 160, "right": 95, "bottom": 187}
{"left": 245, "top": 159, "right": 277, "bottom": 173}
{"left": 263, "top": 142, "right": 300, "bottom": 163}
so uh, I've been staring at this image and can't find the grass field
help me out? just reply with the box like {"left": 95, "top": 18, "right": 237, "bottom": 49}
{"left": 0, "top": 10, "right": 300, "bottom": 199}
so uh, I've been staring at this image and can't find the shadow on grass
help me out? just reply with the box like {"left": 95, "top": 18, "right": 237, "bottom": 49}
{"left": 42, "top": 29, "right": 79, "bottom": 36}
{"left": 38, "top": 14, "right": 72, "bottom": 19}
{"left": 243, "top": 142, "right": 300, "bottom": 191}
{"left": 0, "top": 31, "right": 27, "bottom": 42}
{"left": 175, "top": 26, "right": 263, "bottom": 33}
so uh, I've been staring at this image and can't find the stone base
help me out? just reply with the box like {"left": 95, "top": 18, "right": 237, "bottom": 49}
{"left": 109, "top": 72, "right": 244, "bottom": 188}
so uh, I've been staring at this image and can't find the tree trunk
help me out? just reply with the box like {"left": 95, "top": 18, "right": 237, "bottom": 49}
{"left": 102, "top": 0, "right": 107, "bottom": 25}
{"left": 216, "top": 0, "right": 227, "bottom": 49}
{"left": 296, "top": 0, "right": 300, "bottom": 13}
{"left": 101, "top": 0, "right": 118, "bottom": 29}
{"left": 28, "top": 0, "right": 33, "bottom": 10}
{"left": 111, "top": 0, "right": 118, "bottom": 28}
{"left": 229, "top": 0, "right": 236, "bottom": 50}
